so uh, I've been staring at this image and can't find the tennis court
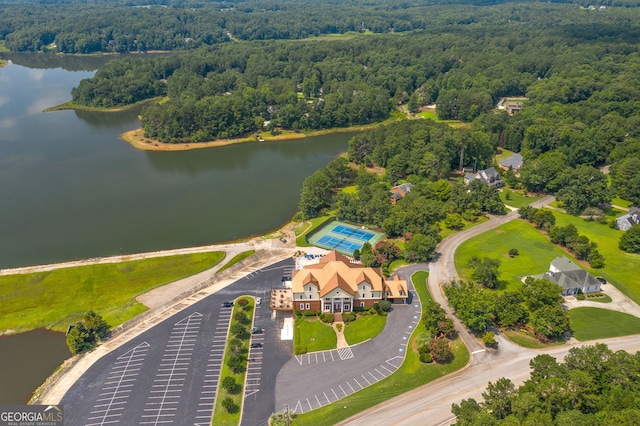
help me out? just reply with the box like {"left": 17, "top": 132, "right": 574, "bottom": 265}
{"left": 308, "top": 220, "right": 385, "bottom": 255}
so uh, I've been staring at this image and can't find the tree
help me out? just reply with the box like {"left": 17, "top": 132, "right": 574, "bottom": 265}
{"left": 556, "top": 165, "right": 611, "bottom": 215}
{"left": 467, "top": 256, "right": 501, "bottom": 289}
{"left": 444, "top": 213, "right": 464, "bottom": 230}
{"left": 531, "top": 209, "right": 555, "bottom": 231}
{"left": 66, "top": 323, "right": 94, "bottom": 354}
{"left": 298, "top": 170, "right": 333, "bottom": 219}
{"left": 619, "top": 226, "right": 640, "bottom": 253}
{"left": 227, "top": 354, "right": 245, "bottom": 373}
{"left": 379, "top": 300, "right": 392, "bottom": 312}
{"left": 83, "top": 310, "right": 109, "bottom": 340}
{"left": 221, "top": 376, "right": 241, "bottom": 394}
{"left": 482, "top": 378, "right": 516, "bottom": 419}
{"left": 494, "top": 291, "right": 527, "bottom": 327}
{"left": 221, "top": 397, "right": 238, "bottom": 413}
{"left": 373, "top": 240, "right": 401, "bottom": 265}
{"left": 482, "top": 331, "right": 497, "bottom": 347}
{"left": 520, "top": 278, "right": 562, "bottom": 312}
{"left": 530, "top": 304, "right": 571, "bottom": 340}
{"left": 428, "top": 338, "right": 453, "bottom": 363}
{"left": 405, "top": 233, "right": 439, "bottom": 262}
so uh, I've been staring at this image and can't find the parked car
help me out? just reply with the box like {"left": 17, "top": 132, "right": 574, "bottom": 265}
{"left": 256, "top": 297, "right": 262, "bottom": 305}
{"left": 280, "top": 237, "right": 287, "bottom": 243}
{"left": 251, "top": 327, "right": 263, "bottom": 334}
{"left": 222, "top": 301, "right": 234, "bottom": 308}
{"left": 596, "top": 276, "right": 607, "bottom": 285}
{"left": 250, "top": 343, "right": 263, "bottom": 348}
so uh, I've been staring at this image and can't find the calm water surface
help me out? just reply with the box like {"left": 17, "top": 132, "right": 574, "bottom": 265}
{"left": 0, "top": 56, "right": 354, "bottom": 269}
{"left": 0, "top": 54, "right": 354, "bottom": 403}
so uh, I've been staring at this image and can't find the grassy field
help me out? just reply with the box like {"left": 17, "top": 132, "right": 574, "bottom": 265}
{"left": 292, "top": 271, "right": 469, "bottom": 425}
{"left": 611, "top": 197, "right": 634, "bottom": 208}
{"left": 216, "top": 250, "right": 255, "bottom": 273}
{"left": 454, "top": 219, "right": 569, "bottom": 292}
{"left": 414, "top": 110, "right": 468, "bottom": 129}
{"left": 495, "top": 148, "right": 515, "bottom": 164}
{"left": 499, "top": 189, "right": 542, "bottom": 209}
{"left": 344, "top": 315, "right": 386, "bottom": 345}
{"left": 294, "top": 317, "right": 337, "bottom": 354}
{"left": 553, "top": 211, "right": 640, "bottom": 305}
{"left": 569, "top": 307, "right": 640, "bottom": 341}
{"left": 0, "top": 252, "right": 225, "bottom": 333}
{"left": 212, "top": 297, "right": 253, "bottom": 425}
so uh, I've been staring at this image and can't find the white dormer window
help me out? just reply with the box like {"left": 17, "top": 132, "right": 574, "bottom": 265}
{"left": 362, "top": 285, "right": 365, "bottom": 290}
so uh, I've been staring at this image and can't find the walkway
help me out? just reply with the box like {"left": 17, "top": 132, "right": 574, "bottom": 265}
{"left": 563, "top": 283, "right": 640, "bottom": 318}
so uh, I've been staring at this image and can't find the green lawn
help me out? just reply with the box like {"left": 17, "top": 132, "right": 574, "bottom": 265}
{"left": 0, "top": 252, "right": 225, "bottom": 333}
{"left": 212, "top": 297, "right": 253, "bottom": 425}
{"left": 292, "top": 271, "right": 469, "bottom": 425}
{"left": 495, "top": 148, "right": 515, "bottom": 164}
{"left": 217, "top": 250, "right": 255, "bottom": 273}
{"left": 502, "top": 329, "right": 564, "bottom": 349}
{"left": 455, "top": 219, "right": 569, "bottom": 291}
{"left": 295, "top": 215, "right": 334, "bottom": 247}
{"left": 569, "top": 307, "right": 640, "bottom": 341}
{"left": 553, "top": 211, "right": 640, "bottom": 305}
{"left": 611, "top": 197, "right": 634, "bottom": 208}
{"left": 500, "top": 189, "right": 542, "bottom": 209}
{"left": 440, "top": 215, "right": 489, "bottom": 239}
{"left": 294, "top": 317, "right": 337, "bottom": 354}
{"left": 344, "top": 315, "right": 386, "bottom": 345}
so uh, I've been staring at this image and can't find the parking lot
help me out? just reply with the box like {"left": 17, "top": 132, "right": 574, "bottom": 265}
{"left": 61, "top": 259, "right": 294, "bottom": 426}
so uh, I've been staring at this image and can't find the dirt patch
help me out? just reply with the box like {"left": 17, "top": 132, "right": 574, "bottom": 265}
{"left": 495, "top": 230, "right": 506, "bottom": 234}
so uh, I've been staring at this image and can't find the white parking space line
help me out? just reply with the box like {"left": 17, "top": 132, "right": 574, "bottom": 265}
{"left": 141, "top": 312, "right": 201, "bottom": 426}
{"left": 86, "top": 341, "right": 150, "bottom": 426}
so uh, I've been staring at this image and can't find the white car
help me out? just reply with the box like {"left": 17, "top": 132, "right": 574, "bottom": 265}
{"left": 256, "top": 297, "right": 262, "bottom": 305}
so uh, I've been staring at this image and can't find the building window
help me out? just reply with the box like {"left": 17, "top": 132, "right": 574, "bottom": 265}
{"left": 309, "top": 294, "right": 312, "bottom": 299}
{"left": 362, "top": 285, "right": 365, "bottom": 290}
{"left": 299, "top": 295, "right": 303, "bottom": 299}
{"left": 325, "top": 304, "right": 331, "bottom": 311}
{"left": 362, "top": 293, "right": 365, "bottom": 298}
{"left": 386, "top": 291, "right": 390, "bottom": 296}
{"left": 300, "top": 303, "right": 305, "bottom": 310}
{"left": 371, "top": 293, "right": 374, "bottom": 298}
{"left": 360, "top": 302, "right": 365, "bottom": 307}
{"left": 399, "top": 290, "right": 404, "bottom": 296}
{"left": 325, "top": 298, "right": 330, "bottom": 301}
{"left": 305, "top": 303, "right": 310, "bottom": 310}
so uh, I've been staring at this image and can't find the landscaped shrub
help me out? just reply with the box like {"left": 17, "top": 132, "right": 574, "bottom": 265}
{"left": 303, "top": 310, "right": 320, "bottom": 317}
{"left": 353, "top": 306, "right": 366, "bottom": 313}
{"left": 221, "top": 397, "right": 239, "bottom": 414}
{"left": 233, "top": 311, "right": 250, "bottom": 324}
{"left": 379, "top": 300, "right": 392, "bottom": 312}
{"left": 231, "top": 323, "right": 249, "bottom": 339}
{"left": 320, "top": 313, "right": 334, "bottom": 323}
{"left": 419, "top": 352, "right": 433, "bottom": 363}
{"left": 508, "top": 248, "right": 519, "bottom": 257}
{"left": 482, "top": 331, "right": 497, "bottom": 347}
{"left": 227, "top": 354, "right": 245, "bottom": 373}
{"left": 236, "top": 298, "right": 249, "bottom": 306}
{"left": 336, "top": 323, "right": 343, "bottom": 332}
{"left": 342, "top": 312, "right": 356, "bottom": 323}
{"left": 428, "top": 338, "right": 453, "bottom": 363}
{"left": 222, "top": 376, "right": 241, "bottom": 395}
{"left": 577, "top": 293, "right": 586, "bottom": 300}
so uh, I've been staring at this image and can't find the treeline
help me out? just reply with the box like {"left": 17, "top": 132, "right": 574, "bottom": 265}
{"left": 452, "top": 343, "right": 640, "bottom": 425}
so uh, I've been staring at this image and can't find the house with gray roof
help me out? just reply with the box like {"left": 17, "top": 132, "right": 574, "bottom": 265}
{"left": 499, "top": 153, "right": 523, "bottom": 172}
{"left": 464, "top": 167, "right": 503, "bottom": 187}
{"left": 390, "top": 182, "right": 414, "bottom": 203}
{"left": 531, "top": 256, "right": 602, "bottom": 296}
{"left": 616, "top": 207, "right": 640, "bottom": 231}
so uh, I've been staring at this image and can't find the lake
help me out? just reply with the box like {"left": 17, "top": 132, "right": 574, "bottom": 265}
{"left": 0, "top": 54, "right": 354, "bottom": 270}
{"left": 0, "top": 53, "right": 354, "bottom": 403}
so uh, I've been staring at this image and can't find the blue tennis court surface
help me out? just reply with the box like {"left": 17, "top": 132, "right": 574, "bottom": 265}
{"left": 331, "top": 225, "right": 375, "bottom": 241}
{"left": 317, "top": 235, "right": 363, "bottom": 253}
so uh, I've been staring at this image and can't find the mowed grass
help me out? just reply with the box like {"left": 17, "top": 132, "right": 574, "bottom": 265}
{"left": 344, "top": 315, "right": 386, "bottom": 345}
{"left": 295, "top": 215, "right": 333, "bottom": 247}
{"left": 569, "top": 307, "right": 640, "bottom": 341}
{"left": 500, "top": 189, "right": 542, "bottom": 209}
{"left": 455, "top": 219, "right": 569, "bottom": 291}
{"left": 502, "top": 329, "right": 564, "bottom": 349}
{"left": 294, "top": 317, "right": 337, "bottom": 354}
{"left": 0, "top": 252, "right": 225, "bottom": 333}
{"left": 217, "top": 250, "right": 255, "bottom": 273}
{"left": 553, "top": 211, "right": 640, "bottom": 305}
{"left": 292, "top": 271, "right": 469, "bottom": 426}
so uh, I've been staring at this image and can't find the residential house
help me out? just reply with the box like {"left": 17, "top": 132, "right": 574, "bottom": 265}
{"left": 531, "top": 256, "right": 602, "bottom": 296}
{"left": 464, "top": 167, "right": 503, "bottom": 187}
{"left": 504, "top": 101, "right": 523, "bottom": 114}
{"left": 390, "top": 182, "right": 414, "bottom": 203}
{"left": 290, "top": 251, "right": 408, "bottom": 313}
{"left": 498, "top": 153, "right": 523, "bottom": 173}
{"left": 616, "top": 207, "right": 640, "bottom": 231}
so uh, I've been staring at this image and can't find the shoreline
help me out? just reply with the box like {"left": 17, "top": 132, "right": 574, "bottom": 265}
{"left": 120, "top": 124, "right": 376, "bottom": 151}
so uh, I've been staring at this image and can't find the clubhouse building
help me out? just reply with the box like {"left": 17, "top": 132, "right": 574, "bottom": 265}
{"left": 290, "top": 251, "right": 408, "bottom": 313}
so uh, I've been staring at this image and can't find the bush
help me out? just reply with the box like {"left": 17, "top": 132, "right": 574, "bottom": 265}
{"left": 336, "top": 323, "right": 343, "bottom": 332}
{"left": 233, "top": 311, "right": 250, "bottom": 324}
{"left": 419, "top": 352, "right": 433, "bottom": 363}
{"left": 428, "top": 338, "right": 453, "bottom": 363}
{"left": 236, "top": 298, "right": 249, "bottom": 306}
{"left": 508, "top": 248, "right": 519, "bottom": 257}
{"left": 320, "top": 313, "right": 334, "bottom": 323}
{"left": 379, "top": 300, "right": 392, "bottom": 312}
{"left": 482, "top": 331, "right": 497, "bottom": 347}
{"left": 231, "top": 323, "right": 249, "bottom": 339}
{"left": 342, "top": 312, "right": 356, "bottom": 323}
{"left": 303, "top": 310, "right": 320, "bottom": 317}
{"left": 577, "top": 293, "right": 586, "bottom": 300}
{"left": 353, "top": 306, "right": 366, "bottom": 313}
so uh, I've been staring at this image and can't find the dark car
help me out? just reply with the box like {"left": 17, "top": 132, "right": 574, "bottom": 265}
{"left": 250, "top": 343, "right": 263, "bottom": 348}
{"left": 280, "top": 237, "right": 287, "bottom": 243}
{"left": 251, "top": 327, "right": 263, "bottom": 334}
{"left": 222, "top": 301, "right": 234, "bottom": 308}
{"left": 596, "top": 277, "right": 607, "bottom": 285}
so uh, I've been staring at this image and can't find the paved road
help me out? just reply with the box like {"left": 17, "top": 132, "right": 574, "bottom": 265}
{"left": 337, "top": 334, "right": 640, "bottom": 426}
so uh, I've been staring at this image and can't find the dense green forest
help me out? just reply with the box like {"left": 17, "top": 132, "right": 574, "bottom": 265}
{"left": 55, "top": 0, "right": 640, "bottom": 216}
{"left": 452, "top": 343, "right": 640, "bottom": 425}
